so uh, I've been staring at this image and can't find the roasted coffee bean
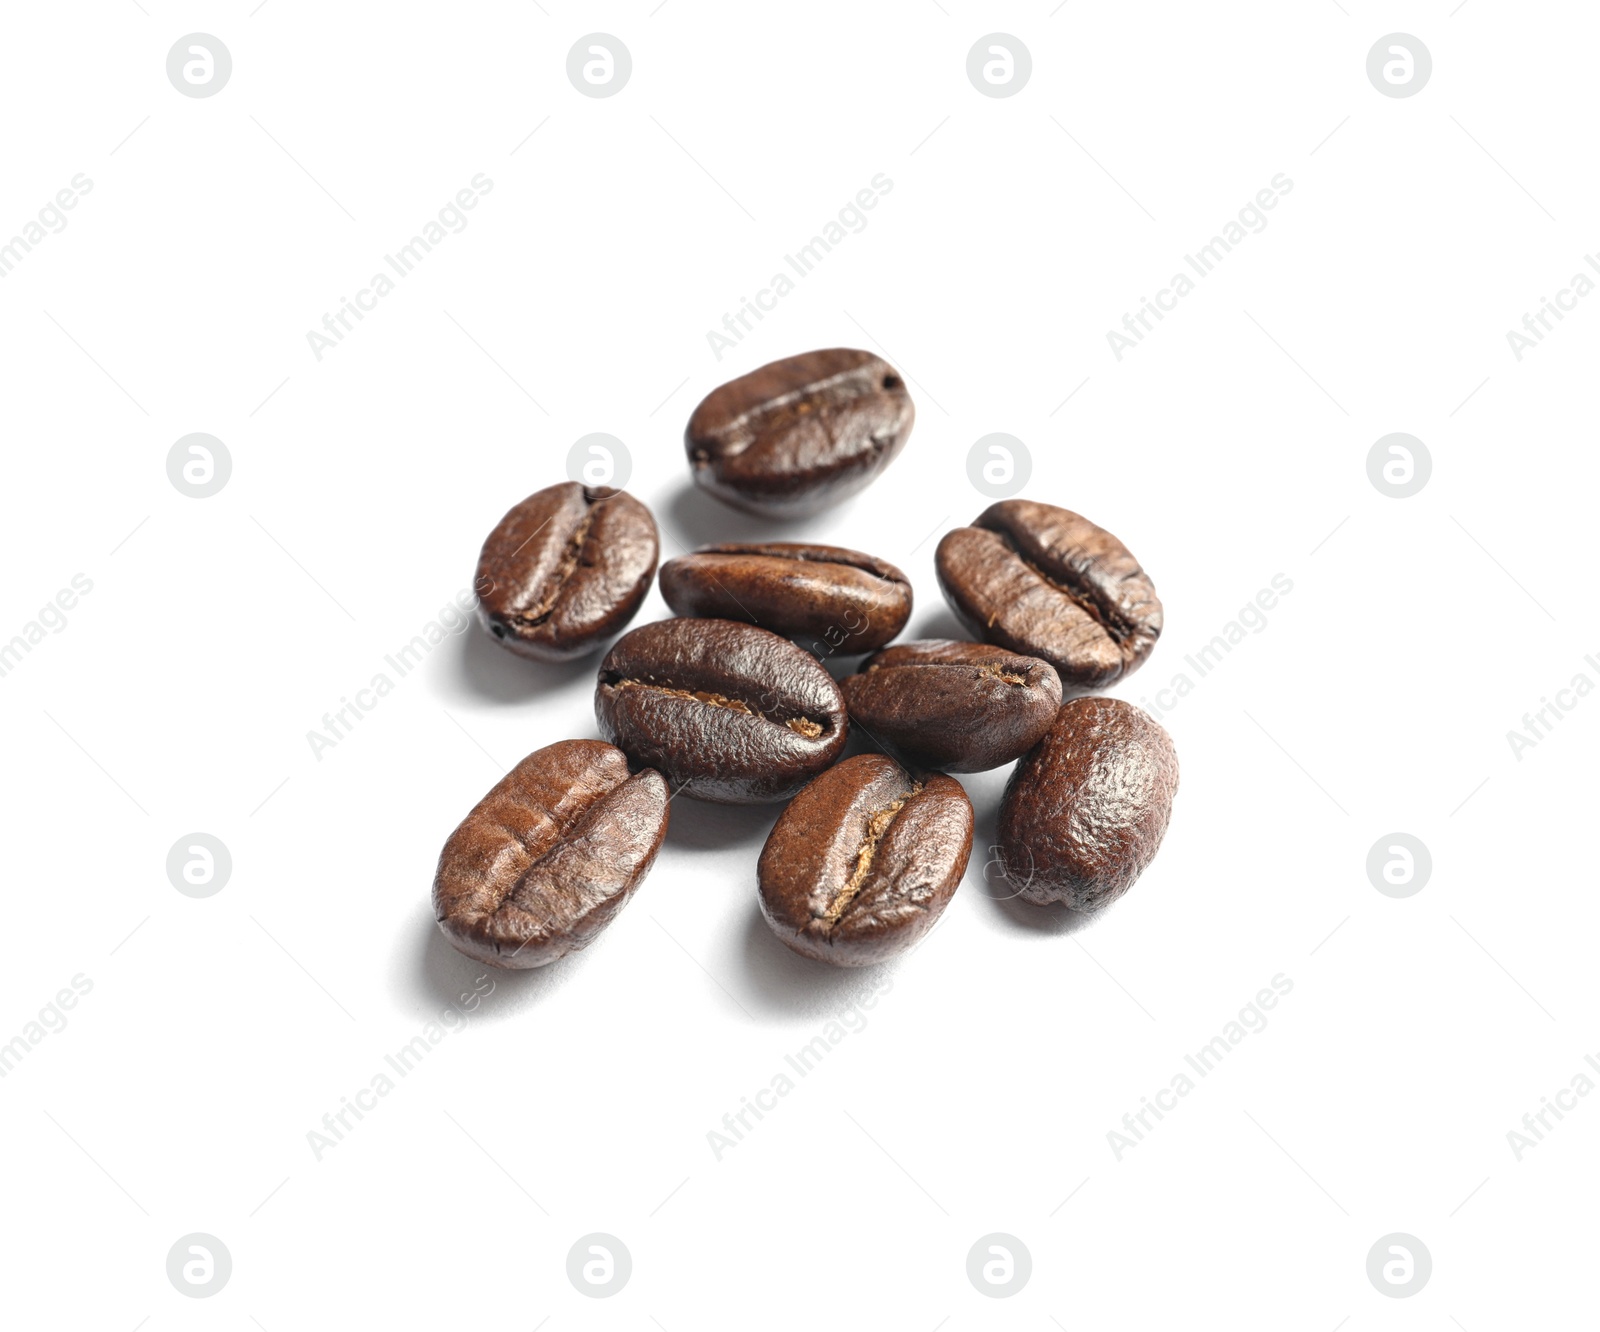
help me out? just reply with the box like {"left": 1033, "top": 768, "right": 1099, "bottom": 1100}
{"left": 685, "top": 348, "right": 914, "bottom": 517}
{"left": 595, "top": 618, "right": 848, "bottom": 803}
{"left": 475, "top": 482, "right": 659, "bottom": 662}
{"left": 658, "top": 543, "right": 911, "bottom": 654}
{"left": 433, "top": 740, "right": 669, "bottom": 968}
{"left": 842, "top": 640, "right": 1061, "bottom": 773}
{"left": 758, "top": 754, "right": 972, "bottom": 966}
{"left": 996, "top": 697, "right": 1177, "bottom": 911}
{"left": 935, "top": 500, "right": 1162, "bottom": 689}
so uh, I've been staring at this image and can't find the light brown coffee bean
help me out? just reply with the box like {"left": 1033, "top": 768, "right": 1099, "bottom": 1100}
{"left": 935, "top": 500, "right": 1162, "bottom": 689}
{"left": 433, "top": 740, "right": 669, "bottom": 968}
{"left": 757, "top": 754, "right": 972, "bottom": 966}
{"left": 476, "top": 483, "right": 658, "bottom": 662}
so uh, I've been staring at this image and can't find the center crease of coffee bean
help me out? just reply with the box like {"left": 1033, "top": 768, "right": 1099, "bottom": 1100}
{"left": 515, "top": 507, "right": 598, "bottom": 626}
{"left": 976, "top": 663, "right": 1028, "bottom": 686}
{"left": 731, "top": 366, "right": 871, "bottom": 436}
{"left": 492, "top": 798, "right": 624, "bottom": 915}
{"left": 995, "top": 532, "right": 1130, "bottom": 646}
{"left": 719, "top": 368, "right": 883, "bottom": 453}
{"left": 610, "top": 679, "right": 824, "bottom": 738}
{"left": 820, "top": 785, "right": 922, "bottom": 926}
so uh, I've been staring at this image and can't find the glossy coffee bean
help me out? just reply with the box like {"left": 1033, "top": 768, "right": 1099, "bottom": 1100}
{"left": 842, "top": 639, "right": 1061, "bottom": 773}
{"left": 758, "top": 754, "right": 972, "bottom": 966}
{"left": 935, "top": 500, "right": 1162, "bottom": 689}
{"left": 658, "top": 543, "right": 911, "bottom": 654}
{"left": 433, "top": 740, "right": 669, "bottom": 968}
{"left": 595, "top": 618, "right": 848, "bottom": 803}
{"left": 686, "top": 348, "right": 914, "bottom": 517}
{"left": 996, "top": 697, "right": 1177, "bottom": 911}
{"left": 475, "top": 482, "right": 658, "bottom": 662}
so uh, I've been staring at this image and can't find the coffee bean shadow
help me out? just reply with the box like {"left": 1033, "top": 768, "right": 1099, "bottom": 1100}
{"left": 410, "top": 906, "right": 590, "bottom": 1018}
{"left": 809, "top": 647, "right": 862, "bottom": 684}
{"left": 445, "top": 621, "right": 599, "bottom": 705}
{"left": 838, "top": 722, "right": 888, "bottom": 760}
{"left": 984, "top": 889, "right": 1097, "bottom": 935}
{"left": 736, "top": 900, "right": 901, "bottom": 1019}
{"left": 663, "top": 481, "right": 825, "bottom": 551}
{"left": 905, "top": 607, "right": 968, "bottom": 643}
{"left": 662, "top": 795, "right": 779, "bottom": 852}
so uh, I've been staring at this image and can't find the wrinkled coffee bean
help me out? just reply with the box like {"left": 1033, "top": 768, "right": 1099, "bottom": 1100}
{"left": 842, "top": 639, "right": 1062, "bottom": 773}
{"left": 935, "top": 500, "right": 1162, "bottom": 689}
{"left": 595, "top": 618, "right": 848, "bottom": 803}
{"left": 996, "top": 697, "right": 1177, "bottom": 911}
{"left": 658, "top": 543, "right": 911, "bottom": 654}
{"left": 433, "top": 740, "right": 669, "bottom": 968}
{"left": 476, "top": 482, "right": 659, "bottom": 662}
{"left": 758, "top": 754, "right": 972, "bottom": 966}
{"left": 686, "top": 348, "right": 914, "bottom": 517}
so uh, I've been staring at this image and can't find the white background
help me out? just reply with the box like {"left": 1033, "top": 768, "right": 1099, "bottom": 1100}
{"left": 2, "top": 2, "right": 1596, "bottom": 1326}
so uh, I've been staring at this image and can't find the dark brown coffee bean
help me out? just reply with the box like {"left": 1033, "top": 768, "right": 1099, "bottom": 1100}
{"left": 595, "top": 618, "right": 848, "bottom": 803}
{"left": 475, "top": 482, "right": 658, "bottom": 662}
{"left": 685, "top": 348, "right": 914, "bottom": 517}
{"left": 758, "top": 754, "right": 972, "bottom": 966}
{"left": 433, "top": 740, "right": 668, "bottom": 968}
{"left": 935, "top": 500, "right": 1162, "bottom": 689}
{"left": 842, "top": 640, "right": 1062, "bottom": 773}
{"left": 658, "top": 544, "right": 911, "bottom": 654}
{"left": 996, "top": 698, "right": 1177, "bottom": 911}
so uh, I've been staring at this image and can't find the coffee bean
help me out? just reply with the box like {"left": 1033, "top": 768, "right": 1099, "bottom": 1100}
{"left": 935, "top": 500, "right": 1162, "bottom": 689}
{"left": 996, "top": 698, "right": 1177, "bottom": 911}
{"left": 842, "top": 639, "right": 1061, "bottom": 773}
{"left": 433, "top": 740, "right": 669, "bottom": 968}
{"left": 476, "top": 482, "right": 658, "bottom": 662}
{"left": 758, "top": 754, "right": 972, "bottom": 966}
{"left": 658, "top": 543, "right": 911, "bottom": 654}
{"left": 686, "top": 348, "right": 914, "bottom": 517}
{"left": 595, "top": 618, "right": 848, "bottom": 803}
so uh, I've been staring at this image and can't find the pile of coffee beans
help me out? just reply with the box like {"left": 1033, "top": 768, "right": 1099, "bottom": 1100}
{"left": 433, "top": 348, "right": 1179, "bottom": 972}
